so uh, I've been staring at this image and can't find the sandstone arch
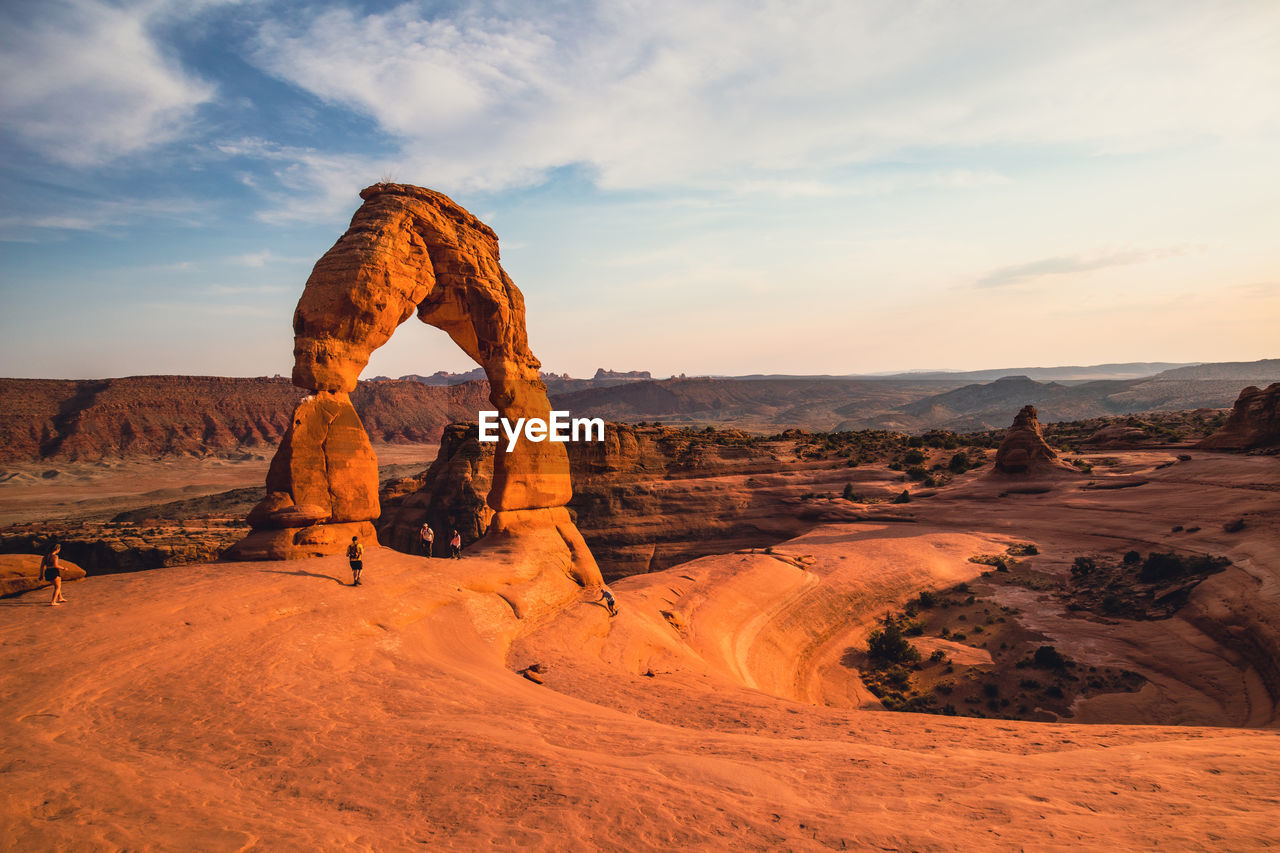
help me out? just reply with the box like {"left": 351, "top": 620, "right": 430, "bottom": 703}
{"left": 227, "top": 184, "right": 602, "bottom": 588}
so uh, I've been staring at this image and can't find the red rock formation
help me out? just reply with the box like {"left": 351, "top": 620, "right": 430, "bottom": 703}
{"left": 0, "top": 554, "right": 86, "bottom": 597}
{"left": 1198, "top": 383, "right": 1280, "bottom": 451}
{"left": 229, "top": 184, "right": 601, "bottom": 587}
{"left": 992, "top": 405, "right": 1077, "bottom": 476}
{"left": 378, "top": 423, "right": 846, "bottom": 579}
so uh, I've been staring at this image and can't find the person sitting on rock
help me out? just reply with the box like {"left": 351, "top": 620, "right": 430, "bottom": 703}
{"left": 42, "top": 544, "right": 67, "bottom": 606}
{"left": 420, "top": 523, "right": 434, "bottom": 557}
{"left": 347, "top": 536, "right": 364, "bottom": 586}
{"left": 598, "top": 587, "right": 618, "bottom": 617}
{"left": 449, "top": 530, "right": 462, "bottom": 559}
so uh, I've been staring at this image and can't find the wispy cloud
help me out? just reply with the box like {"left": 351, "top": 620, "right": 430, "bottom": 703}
{"left": 241, "top": 0, "right": 1280, "bottom": 217}
{"left": 227, "top": 248, "right": 309, "bottom": 267}
{"left": 0, "top": 196, "right": 206, "bottom": 239}
{"left": 0, "top": 0, "right": 220, "bottom": 166}
{"left": 976, "top": 246, "right": 1198, "bottom": 288}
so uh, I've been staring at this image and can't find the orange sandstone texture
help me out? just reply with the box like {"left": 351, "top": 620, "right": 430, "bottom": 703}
{"left": 0, "top": 554, "right": 86, "bottom": 597}
{"left": 992, "top": 404, "right": 1078, "bottom": 476}
{"left": 229, "top": 185, "right": 600, "bottom": 586}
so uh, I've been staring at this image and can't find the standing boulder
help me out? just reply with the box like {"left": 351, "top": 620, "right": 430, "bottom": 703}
{"left": 993, "top": 405, "right": 1077, "bottom": 475}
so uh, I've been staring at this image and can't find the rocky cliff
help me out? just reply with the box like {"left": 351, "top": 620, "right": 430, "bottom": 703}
{"left": 378, "top": 422, "right": 877, "bottom": 579}
{"left": 1198, "top": 383, "right": 1280, "bottom": 451}
{"left": 0, "top": 376, "right": 489, "bottom": 463}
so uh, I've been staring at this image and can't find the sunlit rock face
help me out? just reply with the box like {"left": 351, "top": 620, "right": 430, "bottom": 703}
{"left": 992, "top": 405, "right": 1076, "bottom": 476}
{"left": 228, "top": 184, "right": 601, "bottom": 586}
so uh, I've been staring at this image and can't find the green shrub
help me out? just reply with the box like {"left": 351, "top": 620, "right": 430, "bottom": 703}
{"left": 1070, "top": 556, "right": 1096, "bottom": 578}
{"left": 906, "top": 465, "right": 928, "bottom": 481}
{"left": 867, "top": 621, "right": 922, "bottom": 666}
{"left": 1139, "top": 551, "right": 1230, "bottom": 583}
{"left": 1032, "top": 645, "right": 1069, "bottom": 670}
{"left": 903, "top": 449, "right": 926, "bottom": 465}
{"left": 1122, "top": 550, "right": 1141, "bottom": 565}
{"left": 948, "top": 451, "right": 970, "bottom": 473}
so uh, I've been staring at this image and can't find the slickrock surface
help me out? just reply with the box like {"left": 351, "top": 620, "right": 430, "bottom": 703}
{"left": 3, "top": 447, "right": 1279, "bottom": 849}
{"left": 1199, "top": 382, "right": 1280, "bottom": 451}
{"left": 993, "top": 405, "right": 1079, "bottom": 476}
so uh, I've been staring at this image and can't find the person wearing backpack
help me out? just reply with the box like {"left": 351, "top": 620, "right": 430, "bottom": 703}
{"left": 347, "top": 537, "right": 364, "bottom": 586}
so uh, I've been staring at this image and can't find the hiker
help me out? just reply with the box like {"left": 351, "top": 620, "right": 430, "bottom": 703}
{"left": 599, "top": 587, "right": 617, "bottom": 617}
{"left": 347, "top": 536, "right": 364, "bottom": 586}
{"left": 42, "top": 544, "right": 67, "bottom": 606}
{"left": 449, "top": 530, "right": 462, "bottom": 559}
{"left": 420, "top": 523, "right": 434, "bottom": 557}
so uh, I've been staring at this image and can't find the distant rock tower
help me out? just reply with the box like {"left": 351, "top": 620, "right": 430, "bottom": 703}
{"left": 993, "top": 405, "right": 1077, "bottom": 475}
{"left": 1198, "top": 383, "right": 1280, "bottom": 451}
{"left": 225, "top": 184, "right": 602, "bottom": 588}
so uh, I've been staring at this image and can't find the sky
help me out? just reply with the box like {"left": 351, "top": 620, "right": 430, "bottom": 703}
{"left": 1, "top": 0, "right": 1278, "bottom": 381}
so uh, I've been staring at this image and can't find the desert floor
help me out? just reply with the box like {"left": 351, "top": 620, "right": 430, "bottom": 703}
{"left": 2, "top": 449, "right": 1278, "bottom": 850}
{"left": 0, "top": 444, "right": 440, "bottom": 526}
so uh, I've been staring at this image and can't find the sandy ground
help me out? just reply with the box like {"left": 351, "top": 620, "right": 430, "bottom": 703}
{"left": 2, "top": 449, "right": 1279, "bottom": 850}
{"left": 0, "top": 444, "right": 439, "bottom": 526}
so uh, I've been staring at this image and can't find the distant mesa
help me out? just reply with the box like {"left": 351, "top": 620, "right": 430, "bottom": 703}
{"left": 1198, "top": 383, "right": 1280, "bottom": 451}
{"left": 226, "top": 183, "right": 602, "bottom": 590}
{"left": 593, "top": 368, "right": 651, "bottom": 381}
{"left": 992, "top": 405, "right": 1078, "bottom": 476}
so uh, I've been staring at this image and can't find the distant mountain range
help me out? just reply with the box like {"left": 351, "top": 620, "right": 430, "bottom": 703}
{"left": 737, "top": 361, "right": 1199, "bottom": 382}
{"left": 553, "top": 359, "right": 1280, "bottom": 433}
{"left": 1, "top": 359, "right": 1274, "bottom": 461}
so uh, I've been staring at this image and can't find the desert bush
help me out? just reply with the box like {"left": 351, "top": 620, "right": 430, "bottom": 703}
{"left": 948, "top": 451, "right": 970, "bottom": 473}
{"left": 970, "top": 554, "right": 1015, "bottom": 572}
{"left": 916, "top": 590, "right": 938, "bottom": 609}
{"left": 929, "top": 650, "right": 947, "bottom": 663}
{"left": 906, "top": 465, "right": 928, "bottom": 481}
{"left": 1139, "top": 552, "right": 1231, "bottom": 583}
{"left": 892, "top": 490, "right": 911, "bottom": 504}
{"left": 1122, "top": 550, "right": 1141, "bottom": 565}
{"left": 1032, "top": 645, "right": 1069, "bottom": 670}
{"left": 903, "top": 449, "right": 926, "bottom": 465}
{"left": 1224, "top": 518, "right": 1246, "bottom": 533}
{"left": 842, "top": 483, "right": 862, "bottom": 501}
{"left": 1007, "top": 543, "right": 1039, "bottom": 556}
{"left": 867, "top": 621, "right": 922, "bottom": 666}
{"left": 1070, "top": 556, "right": 1096, "bottom": 578}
